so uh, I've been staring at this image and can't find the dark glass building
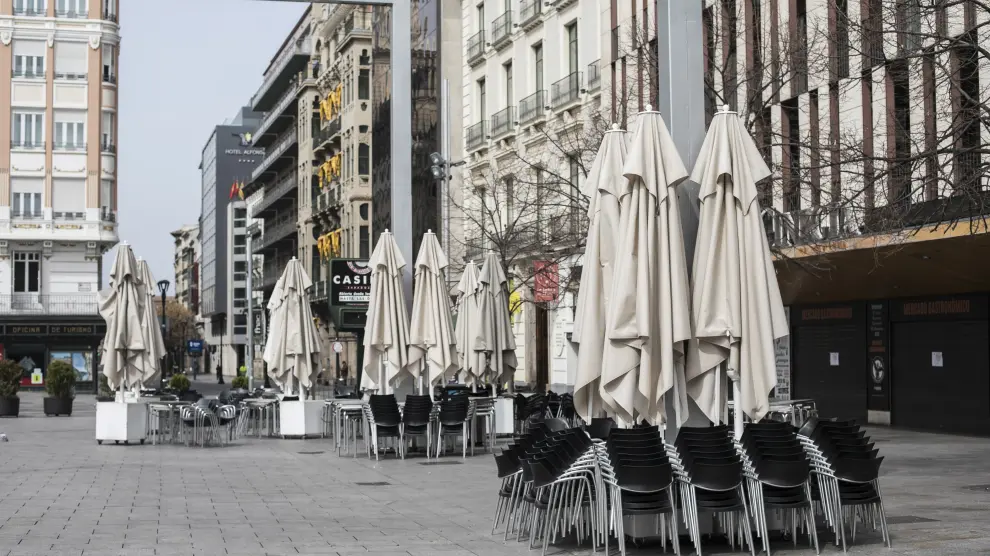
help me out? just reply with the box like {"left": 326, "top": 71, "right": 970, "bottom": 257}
{"left": 371, "top": 0, "right": 440, "bottom": 259}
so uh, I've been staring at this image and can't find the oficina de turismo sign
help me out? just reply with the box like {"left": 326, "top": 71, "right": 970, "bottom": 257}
{"left": 330, "top": 259, "right": 371, "bottom": 306}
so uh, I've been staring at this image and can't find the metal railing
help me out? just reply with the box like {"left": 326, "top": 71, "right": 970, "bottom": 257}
{"left": 255, "top": 78, "right": 301, "bottom": 138}
{"left": 11, "top": 141, "right": 45, "bottom": 151}
{"left": 103, "top": 72, "right": 116, "bottom": 84}
{"left": 492, "top": 11, "right": 514, "bottom": 45}
{"left": 255, "top": 213, "right": 297, "bottom": 251}
{"left": 103, "top": 11, "right": 118, "bottom": 23}
{"left": 520, "top": 0, "right": 542, "bottom": 27}
{"left": 467, "top": 31, "right": 486, "bottom": 64}
{"left": 251, "top": 36, "right": 312, "bottom": 109}
{"left": 491, "top": 106, "right": 516, "bottom": 138}
{"left": 587, "top": 60, "right": 601, "bottom": 91}
{"left": 310, "top": 280, "right": 330, "bottom": 301}
{"left": 13, "top": 7, "right": 45, "bottom": 16}
{"left": 101, "top": 138, "right": 116, "bottom": 153}
{"left": 314, "top": 187, "right": 341, "bottom": 215}
{"left": 53, "top": 211, "right": 85, "bottom": 220}
{"left": 55, "top": 9, "right": 87, "bottom": 17}
{"left": 519, "top": 90, "right": 547, "bottom": 125}
{"left": 551, "top": 72, "right": 582, "bottom": 108}
{"left": 466, "top": 121, "right": 487, "bottom": 151}
{"left": 54, "top": 142, "right": 87, "bottom": 151}
{"left": 0, "top": 294, "right": 99, "bottom": 315}
{"left": 249, "top": 173, "right": 297, "bottom": 217}
{"left": 101, "top": 207, "right": 116, "bottom": 222}
{"left": 11, "top": 209, "right": 43, "bottom": 219}
{"left": 54, "top": 72, "right": 87, "bottom": 80}
{"left": 251, "top": 127, "right": 298, "bottom": 182}
{"left": 11, "top": 70, "right": 44, "bottom": 79}
{"left": 341, "top": 11, "right": 372, "bottom": 44}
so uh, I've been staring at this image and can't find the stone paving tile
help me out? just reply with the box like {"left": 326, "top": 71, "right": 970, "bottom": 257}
{"left": 3, "top": 393, "right": 990, "bottom": 555}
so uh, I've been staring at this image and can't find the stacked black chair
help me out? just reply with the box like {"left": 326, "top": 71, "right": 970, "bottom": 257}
{"left": 587, "top": 417, "right": 615, "bottom": 440}
{"left": 606, "top": 425, "right": 680, "bottom": 555}
{"left": 740, "top": 422, "right": 818, "bottom": 554}
{"left": 672, "top": 425, "right": 755, "bottom": 556}
{"left": 401, "top": 394, "right": 435, "bottom": 457}
{"left": 366, "top": 394, "right": 403, "bottom": 460}
{"left": 515, "top": 393, "right": 547, "bottom": 433}
{"left": 798, "top": 418, "right": 890, "bottom": 551}
{"left": 435, "top": 395, "right": 471, "bottom": 458}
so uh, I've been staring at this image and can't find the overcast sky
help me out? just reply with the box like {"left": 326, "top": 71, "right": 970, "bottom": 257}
{"left": 115, "top": 0, "right": 307, "bottom": 289}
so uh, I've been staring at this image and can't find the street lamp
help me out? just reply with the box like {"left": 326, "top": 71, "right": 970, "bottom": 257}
{"left": 156, "top": 279, "right": 170, "bottom": 387}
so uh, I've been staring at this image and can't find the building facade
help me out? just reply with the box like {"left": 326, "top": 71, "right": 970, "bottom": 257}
{"left": 0, "top": 0, "right": 121, "bottom": 388}
{"left": 170, "top": 223, "right": 199, "bottom": 314}
{"left": 458, "top": 0, "right": 603, "bottom": 390}
{"left": 704, "top": 0, "right": 990, "bottom": 434}
{"left": 198, "top": 107, "right": 263, "bottom": 379}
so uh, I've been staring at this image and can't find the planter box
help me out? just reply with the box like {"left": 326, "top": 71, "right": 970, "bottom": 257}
{"left": 43, "top": 397, "right": 73, "bottom": 416}
{"left": 95, "top": 401, "right": 148, "bottom": 445}
{"left": 280, "top": 400, "right": 324, "bottom": 438}
{"left": 0, "top": 397, "right": 19, "bottom": 417}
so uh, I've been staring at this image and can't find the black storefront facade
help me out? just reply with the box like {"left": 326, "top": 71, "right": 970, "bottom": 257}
{"left": 787, "top": 293, "right": 990, "bottom": 435}
{"left": 0, "top": 317, "right": 106, "bottom": 392}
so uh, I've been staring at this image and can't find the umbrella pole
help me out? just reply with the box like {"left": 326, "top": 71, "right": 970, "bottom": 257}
{"left": 729, "top": 344, "right": 743, "bottom": 440}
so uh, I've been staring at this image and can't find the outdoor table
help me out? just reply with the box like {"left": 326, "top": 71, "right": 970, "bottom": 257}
{"left": 243, "top": 398, "right": 279, "bottom": 437}
{"left": 147, "top": 400, "right": 192, "bottom": 445}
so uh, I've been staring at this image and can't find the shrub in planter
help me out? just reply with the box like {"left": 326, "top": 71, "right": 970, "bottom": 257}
{"left": 96, "top": 374, "right": 114, "bottom": 402}
{"left": 0, "top": 359, "right": 22, "bottom": 417}
{"left": 168, "top": 374, "right": 191, "bottom": 394}
{"left": 44, "top": 360, "right": 76, "bottom": 416}
{"left": 231, "top": 376, "right": 249, "bottom": 390}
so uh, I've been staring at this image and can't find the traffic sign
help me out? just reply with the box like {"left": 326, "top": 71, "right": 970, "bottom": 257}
{"left": 332, "top": 341, "right": 343, "bottom": 353}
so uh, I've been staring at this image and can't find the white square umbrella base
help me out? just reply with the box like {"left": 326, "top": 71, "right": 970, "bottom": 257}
{"left": 96, "top": 401, "right": 148, "bottom": 445}
{"left": 280, "top": 400, "right": 325, "bottom": 438}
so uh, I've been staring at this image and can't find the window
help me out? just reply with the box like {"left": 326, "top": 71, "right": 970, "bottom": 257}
{"left": 358, "top": 143, "right": 370, "bottom": 175}
{"left": 358, "top": 69, "right": 370, "bottom": 100}
{"left": 54, "top": 121, "right": 85, "bottom": 150}
{"left": 505, "top": 176, "right": 515, "bottom": 223}
{"left": 359, "top": 226, "right": 370, "bottom": 258}
{"left": 102, "top": 0, "right": 116, "bottom": 20}
{"left": 504, "top": 61, "right": 513, "bottom": 105}
{"left": 13, "top": 253, "right": 41, "bottom": 294}
{"left": 56, "top": 0, "right": 86, "bottom": 17}
{"left": 54, "top": 41, "right": 87, "bottom": 79}
{"left": 102, "top": 112, "right": 114, "bottom": 151}
{"left": 13, "top": 0, "right": 45, "bottom": 15}
{"left": 359, "top": 202, "right": 369, "bottom": 220}
{"left": 478, "top": 78, "right": 487, "bottom": 120}
{"left": 100, "top": 179, "right": 114, "bottom": 215}
{"left": 533, "top": 43, "right": 544, "bottom": 91}
{"left": 568, "top": 157, "right": 582, "bottom": 230}
{"left": 12, "top": 192, "right": 42, "bottom": 218}
{"left": 835, "top": 0, "right": 849, "bottom": 79}
{"left": 566, "top": 22, "right": 578, "bottom": 74}
{"left": 12, "top": 40, "right": 45, "bottom": 78}
{"left": 12, "top": 112, "right": 44, "bottom": 149}
{"left": 477, "top": 2, "right": 485, "bottom": 31}
{"left": 102, "top": 45, "right": 116, "bottom": 83}
{"left": 782, "top": 98, "right": 800, "bottom": 211}
{"left": 53, "top": 178, "right": 85, "bottom": 213}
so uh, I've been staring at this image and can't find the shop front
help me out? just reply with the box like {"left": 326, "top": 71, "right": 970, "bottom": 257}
{"left": 0, "top": 319, "right": 105, "bottom": 392}
{"left": 890, "top": 294, "right": 990, "bottom": 435}
{"left": 791, "top": 303, "right": 868, "bottom": 423}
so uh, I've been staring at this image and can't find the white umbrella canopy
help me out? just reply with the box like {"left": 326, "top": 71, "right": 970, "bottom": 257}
{"left": 687, "top": 106, "right": 788, "bottom": 432}
{"left": 601, "top": 108, "right": 692, "bottom": 427}
{"left": 137, "top": 258, "right": 166, "bottom": 389}
{"left": 408, "top": 231, "right": 458, "bottom": 393}
{"left": 362, "top": 230, "right": 413, "bottom": 393}
{"left": 98, "top": 243, "right": 150, "bottom": 392}
{"left": 476, "top": 252, "right": 518, "bottom": 390}
{"left": 573, "top": 125, "right": 628, "bottom": 422}
{"left": 454, "top": 260, "right": 485, "bottom": 386}
{"left": 262, "top": 258, "right": 322, "bottom": 396}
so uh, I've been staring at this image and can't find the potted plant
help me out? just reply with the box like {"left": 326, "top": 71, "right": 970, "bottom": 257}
{"left": 168, "top": 374, "right": 199, "bottom": 402}
{"left": 231, "top": 376, "right": 249, "bottom": 390}
{"left": 96, "top": 374, "right": 114, "bottom": 402}
{"left": 43, "top": 360, "right": 76, "bottom": 416}
{"left": 0, "top": 359, "right": 22, "bottom": 417}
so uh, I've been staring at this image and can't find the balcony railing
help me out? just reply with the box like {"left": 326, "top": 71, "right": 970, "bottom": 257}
{"left": 101, "top": 138, "right": 116, "bottom": 153}
{"left": 56, "top": 9, "right": 88, "bottom": 17}
{"left": 314, "top": 187, "right": 342, "bottom": 215}
{"left": 251, "top": 35, "right": 312, "bottom": 109}
{"left": 467, "top": 31, "right": 486, "bottom": 64}
{"left": 491, "top": 106, "right": 516, "bottom": 139}
{"left": 519, "top": 0, "right": 542, "bottom": 28}
{"left": 103, "top": 11, "right": 118, "bottom": 23}
{"left": 518, "top": 90, "right": 547, "bottom": 125}
{"left": 587, "top": 60, "right": 601, "bottom": 91}
{"left": 251, "top": 127, "right": 298, "bottom": 182}
{"left": 255, "top": 78, "right": 301, "bottom": 138}
{"left": 0, "top": 294, "right": 99, "bottom": 315}
{"left": 11, "top": 69, "right": 44, "bottom": 79}
{"left": 341, "top": 12, "right": 373, "bottom": 45}
{"left": 54, "top": 72, "right": 87, "bottom": 80}
{"left": 255, "top": 213, "right": 298, "bottom": 251}
{"left": 492, "top": 12, "right": 514, "bottom": 46}
{"left": 103, "top": 72, "right": 117, "bottom": 84}
{"left": 249, "top": 173, "right": 297, "bottom": 217}
{"left": 100, "top": 207, "right": 116, "bottom": 222}
{"left": 466, "top": 121, "right": 487, "bottom": 151}
{"left": 12, "top": 209, "right": 43, "bottom": 219}
{"left": 11, "top": 141, "right": 45, "bottom": 151}
{"left": 13, "top": 7, "right": 45, "bottom": 16}
{"left": 551, "top": 72, "right": 582, "bottom": 108}
{"left": 310, "top": 280, "right": 330, "bottom": 301}
{"left": 54, "top": 142, "right": 87, "bottom": 152}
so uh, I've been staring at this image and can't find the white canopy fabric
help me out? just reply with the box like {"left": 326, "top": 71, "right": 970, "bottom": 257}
{"left": 573, "top": 126, "right": 627, "bottom": 422}
{"left": 362, "top": 230, "right": 412, "bottom": 392}
{"left": 601, "top": 109, "right": 692, "bottom": 426}
{"left": 687, "top": 107, "right": 788, "bottom": 425}
{"left": 408, "top": 231, "right": 458, "bottom": 391}
{"left": 137, "top": 259, "right": 166, "bottom": 388}
{"left": 98, "top": 244, "right": 150, "bottom": 392}
{"left": 476, "top": 252, "right": 518, "bottom": 388}
{"left": 263, "top": 258, "right": 322, "bottom": 396}
{"left": 454, "top": 260, "right": 485, "bottom": 386}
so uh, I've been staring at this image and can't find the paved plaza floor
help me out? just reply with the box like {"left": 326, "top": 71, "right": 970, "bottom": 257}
{"left": 0, "top": 392, "right": 989, "bottom": 555}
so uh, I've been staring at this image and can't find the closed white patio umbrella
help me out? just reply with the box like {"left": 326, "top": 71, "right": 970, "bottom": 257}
{"left": 573, "top": 125, "right": 627, "bottom": 422}
{"left": 601, "top": 108, "right": 692, "bottom": 426}
{"left": 454, "top": 260, "right": 485, "bottom": 387}
{"left": 99, "top": 243, "right": 151, "bottom": 395}
{"left": 362, "top": 230, "right": 412, "bottom": 394}
{"left": 408, "top": 230, "right": 458, "bottom": 395}
{"left": 137, "top": 258, "right": 166, "bottom": 389}
{"left": 687, "top": 105, "right": 788, "bottom": 438}
{"left": 263, "top": 258, "right": 322, "bottom": 397}
{"left": 476, "top": 252, "right": 517, "bottom": 390}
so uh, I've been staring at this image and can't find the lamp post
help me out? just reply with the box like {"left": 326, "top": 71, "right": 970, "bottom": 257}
{"left": 156, "top": 279, "right": 170, "bottom": 387}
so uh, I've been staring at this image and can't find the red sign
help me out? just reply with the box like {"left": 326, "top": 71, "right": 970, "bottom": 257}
{"left": 534, "top": 261, "right": 559, "bottom": 302}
